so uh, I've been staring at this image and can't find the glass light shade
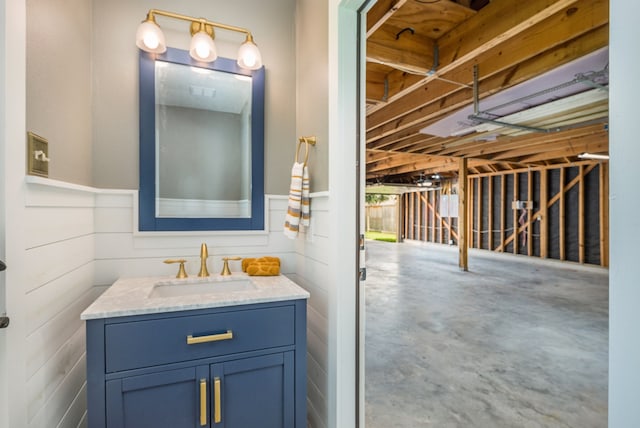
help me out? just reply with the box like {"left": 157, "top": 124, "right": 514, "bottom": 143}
{"left": 135, "top": 20, "right": 167, "bottom": 54}
{"left": 237, "top": 39, "right": 262, "bottom": 70}
{"left": 189, "top": 31, "right": 217, "bottom": 62}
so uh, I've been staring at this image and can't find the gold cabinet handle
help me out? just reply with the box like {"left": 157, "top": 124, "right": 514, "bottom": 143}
{"left": 186, "top": 330, "right": 233, "bottom": 345}
{"left": 200, "top": 379, "right": 207, "bottom": 426}
{"left": 214, "top": 377, "right": 221, "bottom": 423}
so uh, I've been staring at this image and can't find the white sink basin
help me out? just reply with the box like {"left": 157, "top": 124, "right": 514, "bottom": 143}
{"left": 149, "top": 278, "right": 256, "bottom": 298}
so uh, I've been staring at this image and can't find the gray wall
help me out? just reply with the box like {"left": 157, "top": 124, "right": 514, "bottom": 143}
{"left": 158, "top": 106, "right": 246, "bottom": 200}
{"left": 26, "top": 0, "right": 92, "bottom": 185}
{"left": 26, "top": 0, "right": 330, "bottom": 194}
{"left": 92, "top": 0, "right": 298, "bottom": 194}
{"left": 296, "top": 0, "right": 329, "bottom": 192}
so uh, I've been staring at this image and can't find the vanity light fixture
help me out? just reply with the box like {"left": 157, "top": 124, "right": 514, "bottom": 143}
{"left": 135, "top": 9, "right": 263, "bottom": 70}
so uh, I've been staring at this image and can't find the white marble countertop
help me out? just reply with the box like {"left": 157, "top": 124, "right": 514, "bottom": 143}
{"left": 81, "top": 273, "right": 310, "bottom": 320}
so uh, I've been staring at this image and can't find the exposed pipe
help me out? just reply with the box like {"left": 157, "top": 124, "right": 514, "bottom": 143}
{"left": 426, "top": 43, "right": 439, "bottom": 76}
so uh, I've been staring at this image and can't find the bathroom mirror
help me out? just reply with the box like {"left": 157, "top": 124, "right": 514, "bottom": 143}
{"left": 139, "top": 48, "right": 265, "bottom": 231}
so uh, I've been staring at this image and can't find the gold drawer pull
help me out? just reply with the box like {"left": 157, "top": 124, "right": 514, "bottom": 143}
{"left": 199, "top": 379, "right": 207, "bottom": 426}
{"left": 214, "top": 377, "right": 221, "bottom": 423}
{"left": 187, "top": 330, "right": 233, "bottom": 345}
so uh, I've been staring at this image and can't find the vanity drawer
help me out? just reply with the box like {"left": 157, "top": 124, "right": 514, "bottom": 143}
{"left": 104, "top": 305, "right": 295, "bottom": 373}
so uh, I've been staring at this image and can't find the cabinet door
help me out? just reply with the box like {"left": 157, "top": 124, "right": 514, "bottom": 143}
{"left": 212, "top": 352, "right": 294, "bottom": 428}
{"left": 106, "top": 366, "right": 210, "bottom": 428}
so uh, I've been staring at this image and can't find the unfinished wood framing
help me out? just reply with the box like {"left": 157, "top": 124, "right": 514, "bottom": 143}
{"left": 476, "top": 178, "right": 482, "bottom": 250}
{"left": 540, "top": 170, "right": 549, "bottom": 259}
{"left": 579, "top": 165, "right": 585, "bottom": 263}
{"left": 396, "top": 162, "right": 607, "bottom": 267}
{"left": 455, "top": 162, "right": 606, "bottom": 266}
{"left": 500, "top": 175, "right": 506, "bottom": 253}
{"left": 488, "top": 176, "right": 494, "bottom": 250}
{"left": 527, "top": 170, "right": 533, "bottom": 257}
{"left": 430, "top": 191, "right": 436, "bottom": 241}
{"left": 409, "top": 193, "right": 414, "bottom": 240}
{"left": 459, "top": 158, "right": 469, "bottom": 270}
{"left": 599, "top": 162, "right": 609, "bottom": 267}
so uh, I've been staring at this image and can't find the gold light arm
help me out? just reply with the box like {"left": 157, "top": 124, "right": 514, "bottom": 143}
{"left": 147, "top": 9, "right": 252, "bottom": 37}
{"left": 186, "top": 330, "right": 233, "bottom": 345}
{"left": 214, "top": 377, "right": 222, "bottom": 423}
{"left": 199, "top": 379, "right": 207, "bottom": 426}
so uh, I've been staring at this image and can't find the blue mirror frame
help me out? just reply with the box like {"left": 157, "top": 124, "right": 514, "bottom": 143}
{"left": 139, "top": 48, "right": 265, "bottom": 231}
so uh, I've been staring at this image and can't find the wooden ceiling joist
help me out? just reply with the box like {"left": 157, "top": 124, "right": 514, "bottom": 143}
{"left": 367, "top": 3, "right": 608, "bottom": 134}
{"left": 365, "top": 0, "right": 609, "bottom": 184}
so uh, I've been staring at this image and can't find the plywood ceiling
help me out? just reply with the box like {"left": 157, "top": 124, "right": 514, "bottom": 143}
{"left": 365, "top": 0, "right": 609, "bottom": 184}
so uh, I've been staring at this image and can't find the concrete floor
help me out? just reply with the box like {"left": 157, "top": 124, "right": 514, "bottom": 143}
{"left": 364, "top": 240, "right": 608, "bottom": 428}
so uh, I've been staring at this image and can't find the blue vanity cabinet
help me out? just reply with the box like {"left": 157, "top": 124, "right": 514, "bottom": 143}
{"left": 105, "top": 366, "right": 209, "bottom": 427}
{"left": 211, "top": 352, "right": 295, "bottom": 427}
{"left": 86, "top": 300, "right": 307, "bottom": 428}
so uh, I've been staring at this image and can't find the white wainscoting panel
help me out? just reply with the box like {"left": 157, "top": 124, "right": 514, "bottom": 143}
{"left": 287, "top": 192, "right": 331, "bottom": 428}
{"left": 23, "top": 179, "right": 99, "bottom": 428}
{"left": 22, "top": 179, "right": 315, "bottom": 427}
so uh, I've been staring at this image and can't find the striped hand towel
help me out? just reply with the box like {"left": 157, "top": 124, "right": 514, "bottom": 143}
{"left": 284, "top": 162, "right": 305, "bottom": 239}
{"left": 301, "top": 165, "right": 310, "bottom": 227}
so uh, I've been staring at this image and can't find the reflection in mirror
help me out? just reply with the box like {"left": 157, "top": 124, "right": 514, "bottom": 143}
{"left": 155, "top": 61, "right": 252, "bottom": 218}
{"left": 139, "top": 48, "right": 265, "bottom": 231}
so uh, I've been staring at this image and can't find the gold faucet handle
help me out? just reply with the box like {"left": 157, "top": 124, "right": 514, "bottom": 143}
{"left": 220, "top": 257, "right": 242, "bottom": 276}
{"left": 164, "top": 259, "right": 188, "bottom": 279}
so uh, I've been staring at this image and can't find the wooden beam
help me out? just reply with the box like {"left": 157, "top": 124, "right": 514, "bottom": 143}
{"left": 488, "top": 175, "right": 494, "bottom": 250}
{"left": 430, "top": 191, "right": 436, "bottom": 242}
{"left": 367, "top": 0, "right": 582, "bottom": 113}
{"left": 579, "top": 165, "right": 585, "bottom": 263}
{"left": 442, "top": 124, "right": 607, "bottom": 159}
{"left": 403, "top": 194, "right": 408, "bottom": 240}
{"left": 416, "top": 192, "right": 422, "bottom": 241}
{"left": 527, "top": 170, "right": 533, "bottom": 257}
{"left": 469, "top": 176, "right": 474, "bottom": 248}
{"left": 366, "top": 21, "right": 609, "bottom": 145}
{"left": 540, "top": 169, "right": 549, "bottom": 259}
{"left": 366, "top": 0, "right": 408, "bottom": 37}
{"left": 477, "top": 176, "right": 482, "bottom": 250}
{"left": 366, "top": 0, "right": 605, "bottom": 129}
{"left": 459, "top": 158, "right": 469, "bottom": 271}
{"left": 599, "top": 162, "right": 609, "bottom": 267}
{"left": 396, "top": 195, "right": 403, "bottom": 243}
{"left": 409, "top": 192, "right": 416, "bottom": 239}
{"left": 500, "top": 175, "right": 505, "bottom": 253}
{"left": 437, "top": 0, "right": 580, "bottom": 76}
{"left": 467, "top": 159, "right": 599, "bottom": 178}
{"left": 367, "top": 69, "right": 424, "bottom": 104}
{"left": 490, "top": 134, "right": 607, "bottom": 162}
{"left": 367, "top": 28, "right": 436, "bottom": 75}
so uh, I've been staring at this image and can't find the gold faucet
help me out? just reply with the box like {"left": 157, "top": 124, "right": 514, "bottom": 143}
{"left": 164, "top": 259, "right": 188, "bottom": 279}
{"left": 220, "top": 256, "right": 242, "bottom": 276}
{"left": 198, "top": 243, "right": 210, "bottom": 277}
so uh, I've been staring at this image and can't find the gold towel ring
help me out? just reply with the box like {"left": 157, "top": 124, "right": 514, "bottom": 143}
{"left": 295, "top": 140, "right": 309, "bottom": 165}
{"left": 295, "top": 136, "right": 317, "bottom": 165}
